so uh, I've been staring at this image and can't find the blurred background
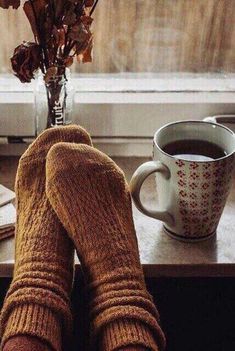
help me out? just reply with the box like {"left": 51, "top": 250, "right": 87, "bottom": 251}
{"left": 0, "top": 0, "right": 235, "bottom": 74}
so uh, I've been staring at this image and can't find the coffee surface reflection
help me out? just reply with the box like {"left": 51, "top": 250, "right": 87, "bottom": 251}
{"left": 162, "top": 139, "right": 227, "bottom": 161}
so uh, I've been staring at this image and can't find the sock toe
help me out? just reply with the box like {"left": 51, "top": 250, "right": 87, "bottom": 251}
{"left": 20, "top": 125, "right": 92, "bottom": 163}
{"left": 46, "top": 143, "right": 124, "bottom": 185}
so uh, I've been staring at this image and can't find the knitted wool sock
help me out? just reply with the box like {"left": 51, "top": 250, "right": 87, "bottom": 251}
{"left": 0, "top": 126, "right": 92, "bottom": 351}
{"left": 3, "top": 336, "right": 52, "bottom": 351}
{"left": 46, "top": 143, "right": 166, "bottom": 351}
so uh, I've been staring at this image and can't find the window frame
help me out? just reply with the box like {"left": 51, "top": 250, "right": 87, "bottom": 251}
{"left": 0, "top": 73, "right": 235, "bottom": 156}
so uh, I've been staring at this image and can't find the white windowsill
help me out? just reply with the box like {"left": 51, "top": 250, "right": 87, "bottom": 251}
{"left": 0, "top": 73, "right": 235, "bottom": 156}
{"left": 0, "top": 72, "right": 235, "bottom": 104}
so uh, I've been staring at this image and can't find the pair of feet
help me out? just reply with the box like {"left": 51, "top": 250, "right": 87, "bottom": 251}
{"left": 0, "top": 125, "right": 165, "bottom": 351}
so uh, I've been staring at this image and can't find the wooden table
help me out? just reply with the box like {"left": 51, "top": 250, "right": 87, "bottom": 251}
{"left": 1, "top": 156, "right": 235, "bottom": 278}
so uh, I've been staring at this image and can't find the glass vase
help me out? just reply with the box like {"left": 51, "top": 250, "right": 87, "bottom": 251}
{"left": 35, "top": 68, "right": 75, "bottom": 135}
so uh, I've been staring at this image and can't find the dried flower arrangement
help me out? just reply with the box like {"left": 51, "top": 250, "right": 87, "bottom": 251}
{"left": 0, "top": 0, "right": 99, "bottom": 126}
{"left": 1, "top": 0, "right": 99, "bottom": 82}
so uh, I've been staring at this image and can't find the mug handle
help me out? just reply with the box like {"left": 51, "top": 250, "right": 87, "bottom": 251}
{"left": 203, "top": 115, "right": 235, "bottom": 131}
{"left": 130, "top": 161, "right": 174, "bottom": 226}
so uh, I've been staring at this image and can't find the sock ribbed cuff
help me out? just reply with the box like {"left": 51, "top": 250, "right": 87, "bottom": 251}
{"left": 1, "top": 304, "right": 62, "bottom": 351}
{"left": 100, "top": 319, "right": 162, "bottom": 351}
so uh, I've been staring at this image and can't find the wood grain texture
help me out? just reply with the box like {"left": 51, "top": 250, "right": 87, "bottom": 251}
{"left": 0, "top": 0, "right": 235, "bottom": 74}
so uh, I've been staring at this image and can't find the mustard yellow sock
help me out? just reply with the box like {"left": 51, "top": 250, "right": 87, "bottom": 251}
{"left": 46, "top": 143, "right": 166, "bottom": 351}
{"left": 0, "top": 126, "right": 92, "bottom": 351}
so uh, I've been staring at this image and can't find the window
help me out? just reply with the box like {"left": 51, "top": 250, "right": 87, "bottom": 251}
{"left": 1, "top": 1, "right": 235, "bottom": 73}
{"left": 0, "top": 0, "right": 235, "bottom": 156}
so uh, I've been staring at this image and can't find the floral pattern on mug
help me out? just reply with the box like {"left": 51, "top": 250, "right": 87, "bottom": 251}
{"left": 176, "top": 153, "right": 235, "bottom": 238}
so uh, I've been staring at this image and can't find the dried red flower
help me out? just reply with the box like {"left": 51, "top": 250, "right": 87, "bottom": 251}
{"left": 68, "top": 21, "right": 90, "bottom": 42}
{"left": 23, "top": 0, "right": 47, "bottom": 39}
{"left": 11, "top": 42, "right": 41, "bottom": 83}
{"left": 0, "top": 0, "right": 20, "bottom": 9}
{"left": 78, "top": 36, "right": 93, "bottom": 63}
{"left": 44, "top": 66, "right": 59, "bottom": 83}
{"left": 85, "top": 0, "right": 95, "bottom": 6}
{"left": 5, "top": 0, "right": 99, "bottom": 84}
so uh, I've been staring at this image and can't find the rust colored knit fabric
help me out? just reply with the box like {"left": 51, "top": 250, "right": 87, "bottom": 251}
{"left": 3, "top": 336, "right": 52, "bottom": 351}
{"left": 0, "top": 126, "right": 92, "bottom": 351}
{"left": 46, "top": 143, "right": 166, "bottom": 351}
{"left": 4, "top": 336, "right": 148, "bottom": 351}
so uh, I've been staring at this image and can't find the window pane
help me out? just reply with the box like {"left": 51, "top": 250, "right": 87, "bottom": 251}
{"left": 0, "top": 0, "right": 234, "bottom": 74}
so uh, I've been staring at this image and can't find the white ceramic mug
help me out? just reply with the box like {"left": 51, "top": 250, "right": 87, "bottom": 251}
{"left": 130, "top": 121, "right": 235, "bottom": 242}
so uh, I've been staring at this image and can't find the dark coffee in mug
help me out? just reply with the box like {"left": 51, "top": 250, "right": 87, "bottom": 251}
{"left": 130, "top": 121, "right": 235, "bottom": 241}
{"left": 162, "top": 139, "right": 227, "bottom": 161}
